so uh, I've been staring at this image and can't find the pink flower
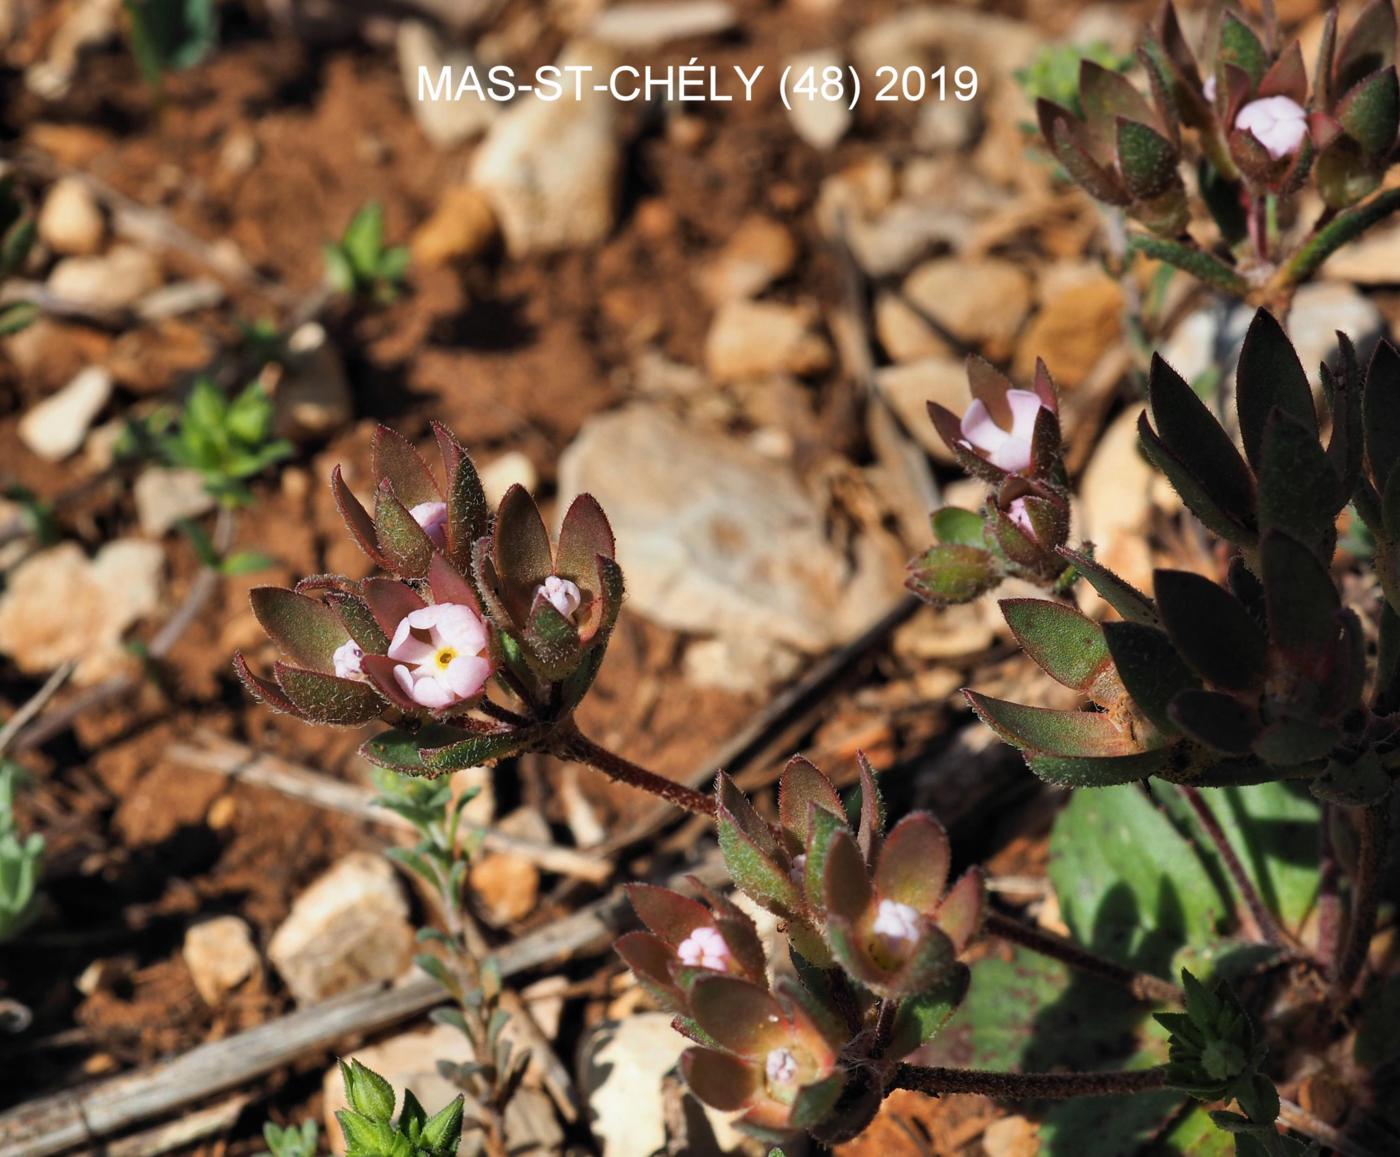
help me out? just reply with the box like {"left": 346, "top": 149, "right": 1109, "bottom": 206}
{"left": 1202, "top": 75, "right": 1217, "bottom": 103}
{"left": 410, "top": 501, "right": 449, "bottom": 547}
{"left": 1236, "top": 96, "right": 1308, "bottom": 160}
{"left": 333, "top": 639, "right": 365, "bottom": 680}
{"left": 535, "top": 575, "right": 583, "bottom": 619}
{"left": 960, "top": 389, "right": 1047, "bottom": 473}
{"left": 387, "top": 603, "right": 492, "bottom": 709}
{"left": 765, "top": 1047, "right": 799, "bottom": 1085}
{"left": 676, "top": 926, "right": 734, "bottom": 972}
{"left": 872, "top": 898, "right": 923, "bottom": 945}
{"left": 1007, "top": 496, "right": 1035, "bottom": 539}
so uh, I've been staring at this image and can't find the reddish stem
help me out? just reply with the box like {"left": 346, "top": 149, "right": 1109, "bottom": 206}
{"left": 1178, "top": 785, "right": 1286, "bottom": 947}
{"left": 555, "top": 726, "right": 716, "bottom": 818}
{"left": 1316, "top": 802, "right": 1342, "bottom": 976}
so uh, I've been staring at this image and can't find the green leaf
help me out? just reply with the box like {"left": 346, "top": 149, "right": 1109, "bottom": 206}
{"left": 888, "top": 965, "right": 971, "bottom": 1056}
{"left": 1117, "top": 118, "right": 1179, "bottom": 199}
{"left": 1000, "top": 598, "right": 1113, "bottom": 694}
{"left": 1139, "top": 414, "right": 1257, "bottom": 547}
{"left": 1152, "top": 782, "right": 1319, "bottom": 934}
{"left": 931, "top": 506, "right": 985, "bottom": 547}
{"left": 341, "top": 1059, "right": 396, "bottom": 1122}
{"left": 1127, "top": 235, "right": 1249, "bottom": 298}
{"left": 906, "top": 543, "right": 998, "bottom": 606}
{"left": 1283, "top": 186, "right": 1400, "bottom": 286}
{"left": 1025, "top": 748, "right": 1170, "bottom": 788}
{"left": 124, "top": 0, "right": 218, "bottom": 84}
{"left": 420, "top": 1095, "right": 465, "bottom": 1156}
{"left": 1217, "top": 13, "right": 1268, "bottom": 86}
{"left": 1338, "top": 66, "right": 1399, "bottom": 156}
{"left": 344, "top": 203, "right": 386, "bottom": 275}
{"left": 220, "top": 550, "right": 276, "bottom": 576}
{"left": 1259, "top": 530, "right": 1340, "bottom": 661}
{"left": 276, "top": 664, "right": 384, "bottom": 726}
{"left": 1058, "top": 548, "right": 1160, "bottom": 627}
{"left": 0, "top": 301, "right": 39, "bottom": 336}
{"left": 1049, "top": 784, "right": 1226, "bottom": 973}
{"left": 421, "top": 729, "right": 530, "bottom": 773}
{"left": 250, "top": 587, "right": 348, "bottom": 672}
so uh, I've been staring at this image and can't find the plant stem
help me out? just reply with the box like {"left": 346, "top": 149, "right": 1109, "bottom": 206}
{"left": 554, "top": 725, "right": 716, "bottom": 817}
{"left": 891, "top": 1062, "right": 1168, "bottom": 1100}
{"left": 1178, "top": 784, "right": 1286, "bottom": 947}
{"left": 1316, "top": 802, "right": 1343, "bottom": 975}
{"left": 1279, "top": 186, "right": 1400, "bottom": 289}
{"left": 983, "top": 910, "right": 1183, "bottom": 1005}
{"left": 1334, "top": 802, "right": 1391, "bottom": 999}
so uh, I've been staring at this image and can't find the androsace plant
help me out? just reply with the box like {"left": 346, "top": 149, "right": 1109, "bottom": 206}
{"left": 1038, "top": 0, "right": 1400, "bottom": 310}
{"left": 239, "top": 301, "right": 1395, "bottom": 1149}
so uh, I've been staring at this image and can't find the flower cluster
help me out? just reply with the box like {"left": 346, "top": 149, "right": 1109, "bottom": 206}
{"left": 618, "top": 757, "right": 984, "bottom": 1140}
{"left": 908, "top": 358, "right": 1070, "bottom": 605}
{"left": 1040, "top": 1, "right": 1400, "bottom": 304}
{"left": 236, "top": 423, "right": 622, "bottom": 775}
{"left": 966, "top": 310, "right": 1399, "bottom": 804}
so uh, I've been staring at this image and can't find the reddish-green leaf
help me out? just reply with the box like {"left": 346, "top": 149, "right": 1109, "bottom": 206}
{"left": 373, "top": 482, "right": 436, "bottom": 577}
{"left": 1260, "top": 530, "right": 1341, "bottom": 662}
{"left": 371, "top": 425, "right": 440, "bottom": 508}
{"left": 1338, "top": 66, "right": 1399, "bottom": 154}
{"left": 233, "top": 651, "right": 301, "bottom": 716}
{"left": 777, "top": 756, "right": 843, "bottom": 850}
{"left": 250, "top": 587, "right": 348, "bottom": 672}
{"left": 681, "top": 1048, "right": 759, "bottom": 1111}
{"left": 1059, "top": 548, "right": 1159, "bottom": 627}
{"left": 275, "top": 663, "right": 384, "bottom": 725}
{"left": 964, "top": 692, "right": 1139, "bottom": 757}
{"left": 361, "top": 577, "right": 426, "bottom": 638}
{"left": 689, "top": 976, "right": 787, "bottom": 1057}
{"left": 555, "top": 494, "right": 615, "bottom": 596}
{"left": 936, "top": 867, "right": 985, "bottom": 953}
{"left": 875, "top": 813, "right": 949, "bottom": 914}
{"left": 1025, "top": 748, "right": 1170, "bottom": 787}
{"left": 493, "top": 485, "right": 555, "bottom": 621}
{"left": 907, "top": 543, "right": 998, "bottom": 606}
{"left": 1335, "top": 0, "right": 1397, "bottom": 95}
{"left": 1117, "top": 119, "right": 1179, "bottom": 199}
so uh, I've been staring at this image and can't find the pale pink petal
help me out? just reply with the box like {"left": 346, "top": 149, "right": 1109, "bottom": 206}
{"left": 986, "top": 436, "right": 1034, "bottom": 473}
{"left": 434, "top": 606, "right": 488, "bottom": 655}
{"left": 333, "top": 639, "right": 364, "bottom": 680}
{"left": 1007, "top": 497, "right": 1036, "bottom": 538}
{"left": 959, "top": 399, "right": 1010, "bottom": 457}
{"left": 392, "top": 663, "right": 417, "bottom": 699}
{"left": 409, "top": 674, "right": 457, "bottom": 710}
{"left": 442, "top": 654, "right": 492, "bottom": 699}
{"left": 1006, "top": 389, "right": 1047, "bottom": 442}
{"left": 409, "top": 501, "right": 448, "bottom": 546}
{"left": 388, "top": 618, "right": 435, "bottom": 664}
{"left": 1236, "top": 96, "right": 1307, "bottom": 160}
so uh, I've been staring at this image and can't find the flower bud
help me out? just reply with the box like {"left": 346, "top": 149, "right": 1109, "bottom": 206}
{"left": 1235, "top": 96, "right": 1308, "bottom": 160}
{"left": 959, "top": 389, "right": 1047, "bottom": 474}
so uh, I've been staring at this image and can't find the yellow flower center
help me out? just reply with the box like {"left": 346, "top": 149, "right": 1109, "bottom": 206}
{"left": 434, "top": 647, "right": 457, "bottom": 670}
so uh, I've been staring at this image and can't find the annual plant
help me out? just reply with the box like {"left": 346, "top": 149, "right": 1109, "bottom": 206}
{"left": 1037, "top": 0, "right": 1400, "bottom": 310}
{"left": 120, "top": 377, "right": 292, "bottom": 509}
{"left": 325, "top": 203, "right": 411, "bottom": 304}
{"left": 258, "top": 1120, "right": 318, "bottom": 1157}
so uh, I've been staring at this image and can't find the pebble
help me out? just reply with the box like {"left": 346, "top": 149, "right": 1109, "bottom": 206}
{"left": 784, "top": 49, "right": 852, "bottom": 150}
{"left": 480, "top": 450, "right": 538, "bottom": 508}
{"left": 471, "top": 42, "right": 621, "bottom": 255}
{"left": 18, "top": 365, "right": 112, "bottom": 461}
{"left": 274, "top": 322, "right": 354, "bottom": 442}
{"left": 697, "top": 215, "right": 798, "bottom": 304}
{"left": 37, "top": 176, "right": 105, "bottom": 256}
{"left": 875, "top": 357, "right": 969, "bottom": 459}
{"left": 592, "top": 0, "right": 737, "bottom": 46}
{"left": 397, "top": 20, "right": 498, "bottom": 149}
{"left": 584, "top": 1013, "right": 744, "bottom": 1155}
{"left": 183, "top": 916, "right": 261, "bottom": 1006}
{"left": 134, "top": 467, "right": 216, "bottom": 537}
{"left": 1013, "top": 267, "right": 1124, "bottom": 388}
{"left": 47, "top": 244, "right": 162, "bottom": 315}
{"left": 410, "top": 185, "right": 499, "bottom": 268}
{"left": 267, "top": 852, "right": 413, "bottom": 1004}
{"left": 875, "top": 291, "right": 951, "bottom": 363}
{"left": 0, "top": 539, "right": 164, "bottom": 685}
{"left": 903, "top": 257, "right": 1032, "bottom": 360}
{"left": 557, "top": 405, "right": 855, "bottom": 652}
{"left": 705, "top": 299, "right": 831, "bottom": 381}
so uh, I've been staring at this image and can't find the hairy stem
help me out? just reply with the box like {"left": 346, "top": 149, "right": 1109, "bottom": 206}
{"left": 1178, "top": 784, "right": 1286, "bottom": 947}
{"left": 1280, "top": 186, "right": 1400, "bottom": 288}
{"left": 554, "top": 725, "right": 716, "bottom": 817}
{"left": 1335, "top": 802, "right": 1391, "bottom": 999}
{"left": 984, "top": 910, "right": 1183, "bottom": 1005}
{"left": 891, "top": 1063, "right": 1168, "bottom": 1100}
